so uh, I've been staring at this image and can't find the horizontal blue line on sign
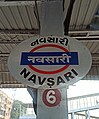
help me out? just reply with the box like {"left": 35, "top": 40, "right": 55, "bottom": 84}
{"left": 20, "top": 52, "right": 79, "bottom": 65}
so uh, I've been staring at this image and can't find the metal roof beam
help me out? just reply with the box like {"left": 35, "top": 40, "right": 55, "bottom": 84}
{"left": 0, "top": 29, "right": 99, "bottom": 35}
{"left": 69, "top": 30, "right": 99, "bottom": 35}
{"left": 0, "top": 83, "right": 26, "bottom": 88}
{"left": 72, "top": 36, "right": 99, "bottom": 42}
{"left": 0, "top": 29, "right": 39, "bottom": 35}
{"left": 92, "top": 53, "right": 99, "bottom": 58}
{"left": 0, "top": 1, "right": 36, "bottom": 6}
{"left": 0, "top": 29, "right": 99, "bottom": 43}
{"left": 75, "top": 112, "right": 99, "bottom": 119}
{"left": 0, "top": 37, "right": 99, "bottom": 44}
{"left": 0, "top": 37, "right": 99, "bottom": 43}
{"left": 0, "top": 29, "right": 99, "bottom": 36}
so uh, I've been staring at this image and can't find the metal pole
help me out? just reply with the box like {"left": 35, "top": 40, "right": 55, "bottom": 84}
{"left": 85, "top": 110, "right": 90, "bottom": 119}
{"left": 66, "top": 88, "right": 68, "bottom": 119}
{"left": 20, "top": 103, "right": 21, "bottom": 117}
{"left": 71, "top": 112, "right": 75, "bottom": 119}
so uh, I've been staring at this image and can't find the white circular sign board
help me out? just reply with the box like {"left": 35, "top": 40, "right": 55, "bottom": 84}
{"left": 8, "top": 36, "right": 92, "bottom": 89}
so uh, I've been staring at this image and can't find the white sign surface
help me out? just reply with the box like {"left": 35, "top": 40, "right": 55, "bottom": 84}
{"left": 8, "top": 36, "right": 92, "bottom": 89}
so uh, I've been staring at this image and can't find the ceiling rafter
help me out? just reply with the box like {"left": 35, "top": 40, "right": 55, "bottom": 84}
{"left": 0, "top": 1, "right": 36, "bottom": 7}
{"left": 0, "top": 29, "right": 99, "bottom": 35}
{"left": 0, "top": 30, "right": 99, "bottom": 43}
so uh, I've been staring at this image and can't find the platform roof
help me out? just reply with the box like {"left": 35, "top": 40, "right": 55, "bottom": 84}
{"left": 0, "top": 0, "right": 99, "bottom": 88}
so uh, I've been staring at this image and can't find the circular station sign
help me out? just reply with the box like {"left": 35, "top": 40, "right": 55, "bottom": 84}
{"left": 8, "top": 36, "right": 92, "bottom": 89}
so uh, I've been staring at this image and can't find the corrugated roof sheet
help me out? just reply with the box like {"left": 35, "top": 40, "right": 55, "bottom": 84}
{"left": 0, "top": 5, "right": 38, "bottom": 29}
{"left": 0, "top": 0, "right": 98, "bottom": 30}
{"left": 69, "top": 0, "right": 99, "bottom": 30}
